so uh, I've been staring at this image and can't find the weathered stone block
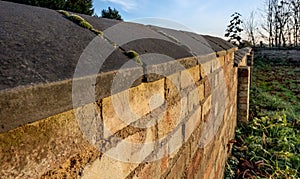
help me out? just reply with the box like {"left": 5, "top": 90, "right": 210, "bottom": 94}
{"left": 167, "top": 125, "right": 184, "bottom": 158}
{"left": 166, "top": 72, "right": 181, "bottom": 103}
{"left": 186, "top": 147, "right": 203, "bottom": 179}
{"left": 238, "top": 90, "right": 248, "bottom": 97}
{"left": 239, "top": 97, "right": 248, "bottom": 104}
{"left": 212, "top": 58, "right": 221, "bottom": 72}
{"left": 184, "top": 107, "right": 201, "bottom": 143}
{"left": 102, "top": 96, "right": 128, "bottom": 137}
{"left": 189, "top": 124, "right": 204, "bottom": 160}
{"left": 204, "top": 78, "right": 211, "bottom": 98}
{"left": 129, "top": 79, "right": 165, "bottom": 116}
{"left": 181, "top": 66, "right": 200, "bottom": 89}
{"left": 156, "top": 144, "right": 170, "bottom": 175}
{"left": 166, "top": 149, "right": 187, "bottom": 179}
{"left": 81, "top": 154, "right": 138, "bottom": 179}
{"left": 132, "top": 160, "right": 161, "bottom": 179}
{"left": 202, "top": 95, "right": 211, "bottom": 122}
{"left": 102, "top": 79, "right": 165, "bottom": 137}
{"left": 204, "top": 162, "right": 214, "bottom": 179}
{"left": 238, "top": 66, "right": 250, "bottom": 77}
{"left": 198, "top": 83, "right": 205, "bottom": 102}
{"left": 157, "top": 102, "right": 182, "bottom": 140}
{"left": 180, "top": 95, "right": 188, "bottom": 118}
{"left": 75, "top": 103, "right": 102, "bottom": 145}
{"left": 229, "top": 51, "right": 235, "bottom": 61}
{"left": 0, "top": 109, "right": 98, "bottom": 178}
{"left": 217, "top": 56, "right": 225, "bottom": 67}
{"left": 188, "top": 88, "right": 199, "bottom": 112}
{"left": 200, "top": 60, "right": 212, "bottom": 78}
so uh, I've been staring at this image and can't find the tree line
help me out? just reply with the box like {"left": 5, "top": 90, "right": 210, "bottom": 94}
{"left": 225, "top": 0, "right": 300, "bottom": 47}
{"left": 263, "top": 0, "right": 300, "bottom": 47}
{"left": 3, "top": 0, "right": 122, "bottom": 20}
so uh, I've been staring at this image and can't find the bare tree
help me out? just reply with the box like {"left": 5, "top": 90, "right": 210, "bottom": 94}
{"left": 261, "top": 0, "right": 300, "bottom": 47}
{"left": 261, "top": 0, "right": 276, "bottom": 46}
{"left": 291, "top": 0, "right": 300, "bottom": 46}
{"left": 275, "top": 0, "right": 291, "bottom": 46}
{"left": 243, "top": 11, "right": 257, "bottom": 46}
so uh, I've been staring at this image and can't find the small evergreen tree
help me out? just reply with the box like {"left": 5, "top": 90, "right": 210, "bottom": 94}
{"left": 101, "top": 7, "right": 123, "bottom": 21}
{"left": 225, "top": 12, "right": 244, "bottom": 47}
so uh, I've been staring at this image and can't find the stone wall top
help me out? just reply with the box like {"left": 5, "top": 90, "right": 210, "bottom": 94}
{"left": 234, "top": 47, "right": 252, "bottom": 66}
{"left": 0, "top": 1, "right": 237, "bottom": 91}
{"left": 0, "top": 1, "right": 238, "bottom": 132}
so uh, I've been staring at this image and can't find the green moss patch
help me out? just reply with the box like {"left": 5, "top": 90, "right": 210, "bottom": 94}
{"left": 125, "top": 50, "right": 143, "bottom": 66}
{"left": 90, "top": 28, "right": 103, "bottom": 37}
{"left": 57, "top": 10, "right": 70, "bottom": 17}
{"left": 57, "top": 10, "right": 103, "bottom": 36}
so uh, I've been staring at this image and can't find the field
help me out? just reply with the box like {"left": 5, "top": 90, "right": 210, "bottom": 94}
{"left": 225, "top": 54, "right": 300, "bottom": 178}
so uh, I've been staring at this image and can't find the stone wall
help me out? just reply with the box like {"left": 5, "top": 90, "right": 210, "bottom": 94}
{"left": 0, "top": 1, "right": 252, "bottom": 178}
{"left": 235, "top": 48, "right": 253, "bottom": 123}
{"left": 0, "top": 50, "right": 251, "bottom": 178}
{"left": 254, "top": 48, "right": 300, "bottom": 63}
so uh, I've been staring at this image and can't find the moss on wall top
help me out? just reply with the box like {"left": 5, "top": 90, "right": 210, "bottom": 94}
{"left": 57, "top": 10, "right": 103, "bottom": 37}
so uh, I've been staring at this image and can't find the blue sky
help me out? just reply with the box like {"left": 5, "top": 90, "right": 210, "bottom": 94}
{"left": 93, "top": 0, "right": 263, "bottom": 38}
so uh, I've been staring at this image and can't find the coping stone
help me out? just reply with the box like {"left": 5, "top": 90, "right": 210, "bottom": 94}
{"left": 0, "top": 1, "right": 239, "bottom": 132}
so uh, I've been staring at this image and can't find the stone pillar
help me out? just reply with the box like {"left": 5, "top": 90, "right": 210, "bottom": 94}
{"left": 247, "top": 51, "right": 254, "bottom": 86}
{"left": 237, "top": 66, "right": 250, "bottom": 123}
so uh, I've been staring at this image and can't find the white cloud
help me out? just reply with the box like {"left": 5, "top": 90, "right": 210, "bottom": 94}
{"left": 101, "top": 0, "right": 137, "bottom": 11}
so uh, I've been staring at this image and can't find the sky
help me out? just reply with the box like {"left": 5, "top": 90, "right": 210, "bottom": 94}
{"left": 93, "top": 0, "right": 263, "bottom": 38}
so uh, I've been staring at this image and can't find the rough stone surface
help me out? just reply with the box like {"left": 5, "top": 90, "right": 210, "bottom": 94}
{"left": 0, "top": 109, "right": 99, "bottom": 178}
{"left": 81, "top": 154, "right": 138, "bottom": 179}
{"left": 180, "top": 66, "right": 200, "bottom": 89}
{"left": 0, "top": 1, "right": 96, "bottom": 90}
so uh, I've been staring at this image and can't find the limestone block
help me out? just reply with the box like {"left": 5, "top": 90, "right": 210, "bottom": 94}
{"left": 0, "top": 109, "right": 98, "bottom": 178}
{"left": 184, "top": 107, "right": 201, "bottom": 143}
{"left": 166, "top": 150, "right": 187, "bottom": 179}
{"left": 198, "top": 83, "right": 205, "bottom": 102}
{"left": 157, "top": 102, "right": 182, "bottom": 140}
{"left": 102, "top": 79, "right": 164, "bottom": 137}
{"left": 180, "top": 95, "right": 188, "bottom": 118}
{"left": 81, "top": 154, "right": 138, "bottom": 179}
{"left": 204, "top": 78, "right": 211, "bottom": 98}
{"left": 132, "top": 160, "right": 161, "bottom": 179}
{"left": 188, "top": 87, "right": 199, "bottom": 113}
{"left": 105, "top": 129, "right": 156, "bottom": 163}
{"left": 217, "top": 56, "right": 225, "bottom": 67}
{"left": 166, "top": 72, "right": 181, "bottom": 104}
{"left": 180, "top": 66, "right": 200, "bottom": 89}
{"left": 167, "top": 124, "right": 184, "bottom": 158}
{"left": 202, "top": 95, "right": 211, "bottom": 122}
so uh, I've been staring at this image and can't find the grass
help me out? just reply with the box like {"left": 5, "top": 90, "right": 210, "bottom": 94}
{"left": 225, "top": 55, "right": 300, "bottom": 178}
